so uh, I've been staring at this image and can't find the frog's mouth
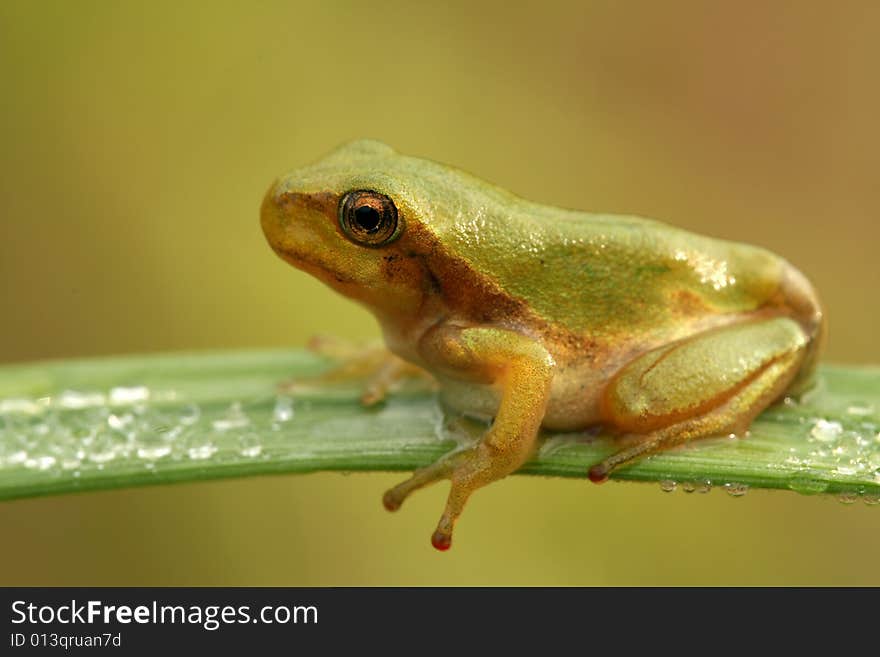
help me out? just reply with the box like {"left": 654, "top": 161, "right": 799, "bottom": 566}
{"left": 273, "top": 244, "right": 358, "bottom": 287}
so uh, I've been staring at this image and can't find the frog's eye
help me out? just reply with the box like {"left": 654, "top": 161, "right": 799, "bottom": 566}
{"left": 339, "top": 190, "right": 400, "bottom": 247}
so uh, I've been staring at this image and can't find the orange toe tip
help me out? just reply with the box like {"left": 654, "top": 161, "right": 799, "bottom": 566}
{"left": 588, "top": 465, "right": 609, "bottom": 484}
{"left": 431, "top": 530, "right": 452, "bottom": 551}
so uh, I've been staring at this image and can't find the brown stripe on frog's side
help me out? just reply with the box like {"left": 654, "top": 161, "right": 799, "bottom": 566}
{"left": 387, "top": 220, "right": 533, "bottom": 321}
{"left": 385, "top": 219, "right": 602, "bottom": 362}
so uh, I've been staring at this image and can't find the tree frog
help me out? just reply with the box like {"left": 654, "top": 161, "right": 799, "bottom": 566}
{"left": 260, "top": 140, "right": 825, "bottom": 550}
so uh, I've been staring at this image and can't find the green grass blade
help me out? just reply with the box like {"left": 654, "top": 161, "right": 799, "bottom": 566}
{"left": 0, "top": 349, "right": 878, "bottom": 502}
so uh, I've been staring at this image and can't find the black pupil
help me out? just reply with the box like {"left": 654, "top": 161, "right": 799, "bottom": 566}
{"left": 353, "top": 205, "right": 382, "bottom": 232}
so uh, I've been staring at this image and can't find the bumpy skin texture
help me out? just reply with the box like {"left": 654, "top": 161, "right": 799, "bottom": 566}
{"left": 261, "top": 140, "right": 825, "bottom": 550}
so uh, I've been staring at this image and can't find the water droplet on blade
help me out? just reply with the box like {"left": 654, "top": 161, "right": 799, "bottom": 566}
{"left": 272, "top": 397, "right": 294, "bottom": 423}
{"left": 810, "top": 419, "right": 843, "bottom": 443}
{"left": 178, "top": 404, "right": 201, "bottom": 426}
{"left": 109, "top": 386, "right": 150, "bottom": 405}
{"left": 846, "top": 403, "right": 875, "bottom": 417}
{"left": 212, "top": 402, "right": 250, "bottom": 431}
{"left": 724, "top": 482, "right": 749, "bottom": 497}
{"left": 238, "top": 433, "right": 263, "bottom": 458}
{"left": 787, "top": 471, "right": 830, "bottom": 495}
{"left": 58, "top": 390, "right": 107, "bottom": 409}
{"left": 25, "top": 455, "right": 57, "bottom": 470}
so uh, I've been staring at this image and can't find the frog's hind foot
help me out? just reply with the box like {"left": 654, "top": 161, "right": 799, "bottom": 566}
{"left": 589, "top": 317, "right": 810, "bottom": 482}
{"left": 588, "top": 437, "right": 659, "bottom": 484}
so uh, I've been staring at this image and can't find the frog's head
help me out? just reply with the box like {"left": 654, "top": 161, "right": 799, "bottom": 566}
{"left": 261, "top": 139, "right": 463, "bottom": 322}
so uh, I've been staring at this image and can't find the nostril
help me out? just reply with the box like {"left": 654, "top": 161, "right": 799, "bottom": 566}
{"left": 276, "top": 191, "right": 295, "bottom": 211}
{"left": 272, "top": 187, "right": 300, "bottom": 214}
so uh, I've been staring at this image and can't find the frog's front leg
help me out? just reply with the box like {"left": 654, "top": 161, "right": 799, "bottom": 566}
{"left": 280, "top": 336, "right": 430, "bottom": 406}
{"left": 383, "top": 325, "right": 555, "bottom": 550}
{"left": 589, "top": 316, "right": 810, "bottom": 482}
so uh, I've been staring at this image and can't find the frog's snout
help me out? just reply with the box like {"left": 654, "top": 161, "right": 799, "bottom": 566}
{"left": 260, "top": 178, "right": 287, "bottom": 239}
{"left": 261, "top": 178, "right": 306, "bottom": 257}
{"left": 260, "top": 179, "right": 344, "bottom": 271}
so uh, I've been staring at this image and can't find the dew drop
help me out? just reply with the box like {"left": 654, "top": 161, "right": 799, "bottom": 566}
{"left": 132, "top": 414, "right": 177, "bottom": 460}
{"left": 0, "top": 398, "right": 43, "bottom": 415}
{"left": 58, "top": 390, "right": 106, "bottom": 409}
{"left": 863, "top": 494, "right": 880, "bottom": 506}
{"left": 188, "top": 444, "right": 217, "bottom": 460}
{"left": 137, "top": 442, "right": 173, "bottom": 461}
{"left": 25, "top": 455, "right": 56, "bottom": 470}
{"left": 272, "top": 397, "right": 294, "bottom": 423}
{"left": 178, "top": 404, "right": 201, "bottom": 426}
{"left": 846, "top": 402, "right": 875, "bottom": 417}
{"left": 185, "top": 432, "right": 219, "bottom": 460}
{"left": 724, "top": 482, "right": 749, "bottom": 497}
{"left": 107, "top": 412, "right": 134, "bottom": 431}
{"left": 238, "top": 433, "right": 263, "bottom": 458}
{"left": 4, "top": 447, "right": 28, "bottom": 466}
{"left": 212, "top": 402, "right": 250, "bottom": 431}
{"left": 659, "top": 480, "right": 677, "bottom": 493}
{"left": 52, "top": 438, "right": 84, "bottom": 471}
{"left": 109, "top": 386, "right": 150, "bottom": 405}
{"left": 87, "top": 429, "right": 124, "bottom": 463}
{"left": 71, "top": 425, "right": 97, "bottom": 447}
{"left": 837, "top": 492, "right": 858, "bottom": 505}
{"left": 60, "top": 454, "right": 82, "bottom": 470}
{"left": 810, "top": 419, "right": 843, "bottom": 443}
{"left": 681, "top": 482, "right": 696, "bottom": 493}
{"left": 787, "top": 471, "right": 829, "bottom": 495}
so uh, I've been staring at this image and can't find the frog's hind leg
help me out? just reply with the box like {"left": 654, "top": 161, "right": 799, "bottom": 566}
{"left": 589, "top": 316, "right": 810, "bottom": 482}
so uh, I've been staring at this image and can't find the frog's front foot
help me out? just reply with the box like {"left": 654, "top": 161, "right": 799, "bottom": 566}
{"left": 358, "top": 356, "right": 430, "bottom": 406}
{"left": 383, "top": 442, "right": 513, "bottom": 551}
{"left": 383, "top": 324, "right": 552, "bottom": 550}
{"left": 280, "top": 336, "right": 432, "bottom": 406}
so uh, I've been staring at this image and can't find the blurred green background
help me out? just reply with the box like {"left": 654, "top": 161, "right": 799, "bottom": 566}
{"left": 2, "top": 1, "right": 878, "bottom": 585}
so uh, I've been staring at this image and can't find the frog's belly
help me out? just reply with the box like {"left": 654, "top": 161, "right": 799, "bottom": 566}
{"left": 435, "top": 325, "right": 730, "bottom": 431}
{"left": 436, "top": 362, "right": 610, "bottom": 432}
{"left": 434, "top": 313, "right": 753, "bottom": 432}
